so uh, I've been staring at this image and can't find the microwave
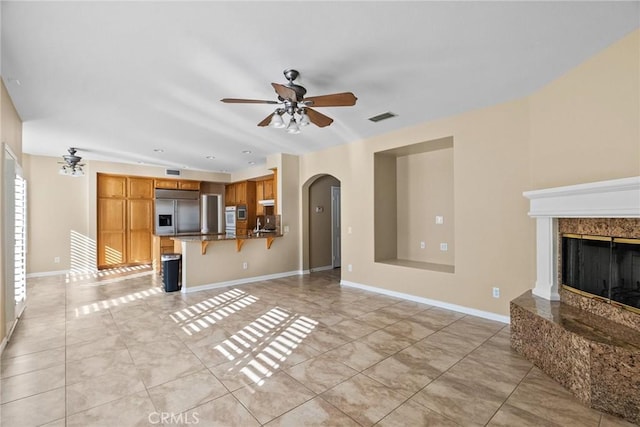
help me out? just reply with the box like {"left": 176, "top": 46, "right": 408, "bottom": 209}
{"left": 237, "top": 205, "right": 247, "bottom": 221}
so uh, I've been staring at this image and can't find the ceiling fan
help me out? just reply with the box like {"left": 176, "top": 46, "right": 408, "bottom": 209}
{"left": 58, "top": 147, "right": 85, "bottom": 177}
{"left": 221, "top": 69, "right": 357, "bottom": 133}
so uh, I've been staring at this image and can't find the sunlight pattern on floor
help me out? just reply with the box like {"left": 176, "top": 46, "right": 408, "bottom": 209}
{"left": 169, "top": 289, "right": 259, "bottom": 336}
{"left": 215, "top": 307, "right": 318, "bottom": 387}
{"left": 73, "top": 286, "right": 163, "bottom": 317}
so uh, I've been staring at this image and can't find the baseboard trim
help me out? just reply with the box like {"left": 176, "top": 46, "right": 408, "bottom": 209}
{"left": 0, "top": 336, "right": 6, "bottom": 356}
{"left": 309, "top": 265, "right": 334, "bottom": 273}
{"left": 340, "top": 280, "right": 510, "bottom": 324}
{"left": 182, "top": 270, "right": 304, "bottom": 294}
{"left": 26, "top": 269, "right": 69, "bottom": 278}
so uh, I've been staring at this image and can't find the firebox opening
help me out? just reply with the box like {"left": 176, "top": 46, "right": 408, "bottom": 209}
{"left": 562, "top": 234, "right": 640, "bottom": 312}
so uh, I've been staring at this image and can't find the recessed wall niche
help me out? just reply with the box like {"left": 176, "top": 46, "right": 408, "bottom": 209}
{"left": 374, "top": 136, "right": 454, "bottom": 273}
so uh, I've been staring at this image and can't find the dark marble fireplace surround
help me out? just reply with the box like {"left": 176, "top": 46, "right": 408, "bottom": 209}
{"left": 511, "top": 217, "right": 640, "bottom": 424}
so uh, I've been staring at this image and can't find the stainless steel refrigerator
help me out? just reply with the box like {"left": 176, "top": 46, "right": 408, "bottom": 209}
{"left": 154, "top": 189, "right": 200, "bottom": 235}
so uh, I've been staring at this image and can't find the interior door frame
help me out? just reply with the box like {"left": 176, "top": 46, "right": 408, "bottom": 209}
{"left": 331, "top": 186, "right": 341, "bottom": 268}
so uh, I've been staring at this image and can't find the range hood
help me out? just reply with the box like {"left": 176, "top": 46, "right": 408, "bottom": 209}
{"left": 258, "top": 199, "right": 275, "bottom": 206}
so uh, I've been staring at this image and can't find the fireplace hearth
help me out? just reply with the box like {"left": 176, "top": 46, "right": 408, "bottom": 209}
{"left": 513, "top": 177, "right": 640, "bottom": 424}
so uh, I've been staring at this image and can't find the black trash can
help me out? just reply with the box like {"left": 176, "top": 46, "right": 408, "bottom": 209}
{"left": 161, "top": 254, "right": 181, "bottom": 292}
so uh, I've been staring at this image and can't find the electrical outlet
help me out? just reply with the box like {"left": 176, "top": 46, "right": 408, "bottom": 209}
{"left": 420, "top": 241, "right": 426, "bottom": 249}
{"left": 435, "top": 216, "right": 444, "bottom": 224}
{"left": 440, "top": 243, "right": 448, "bottom": 251}
{"left": 242, "top": 262, "right": 248, "bottom": 270}
{"left": 284, "top": 225, "right": 290, "bottom": 233}
{"left": 492, "top": 287, "right": 500, "bottom": 298}
{"left": 54, "top": 256, "right": 60, "bottom": 263}
{"left": 348, "top": 264, "right": 352, "bottom": 272}
{"left": 348, "top": 226, "right": 352, "bottom": 234}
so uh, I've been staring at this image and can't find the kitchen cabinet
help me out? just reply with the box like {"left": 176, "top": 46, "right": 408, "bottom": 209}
{"left": 235, "top": 181, "right": 248, "bottom": 204}
{"left": 128, "top": 199, "right": 153, "bottom": 262}
{"left": 256, "top": 181, "right": 264, "bottom": 216}
{"left": 129, "top": 177, "right": 154, "bottom": 199}
{"left": 98, "top": 175, "right": 126, "bottom": 198}
{"left": 97, "top": 174, "right": 154, "bottom": 269}
{"left": 178, "top": 180, "right": 201, "bottom": 191}
{"left": 98, "top": 198, "right": 126, "bottom": 266}
{"left": 155, "top": 179, "right": 179, "bottom": 189}
{"left": 155, "top": 179, "right": 200, "bottom": 191}
{"left": 263, "top": 179, "right": 274, "bottom": 200}
{"left": 225, "top": 183, "right": 236, "bottom": 206}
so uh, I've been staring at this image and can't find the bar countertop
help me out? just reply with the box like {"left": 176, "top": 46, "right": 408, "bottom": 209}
{"left": 170, "top": 231, "right": 282, "bottom": 242}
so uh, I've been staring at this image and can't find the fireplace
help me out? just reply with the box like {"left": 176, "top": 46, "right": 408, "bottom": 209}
{"left": 560, "top": 223, "right": 640, "bottom": 313}
{"left": 511, "top": 177, "right": 640, "bottom": 424}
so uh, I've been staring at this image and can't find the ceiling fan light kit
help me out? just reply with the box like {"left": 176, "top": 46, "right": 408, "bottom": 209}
{"left": 58, "top": 147, "right": 85, "bottom": 177}
{"left": 221, "top": 69, "right": 357, "bottom": 133}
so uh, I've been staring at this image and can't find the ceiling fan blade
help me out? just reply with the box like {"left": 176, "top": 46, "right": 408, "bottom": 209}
{"left": 306, "top": 108, "right": 334, "bottom": 128}
{"left": 257, "top": 113, "right": 275, "bottom": 127}
{"left": 271, "top": 83, "right": 297, "bottom": 101}
{"left": 303, "top": 92, "right": 357, "bottom": 107}
{"left": 221, "top": 98, "right": 279, "bottom": 104}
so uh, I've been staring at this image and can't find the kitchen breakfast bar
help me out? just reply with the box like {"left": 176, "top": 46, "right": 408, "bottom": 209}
{"left": 168, "top": 232, "right": 287, "bottom": 293}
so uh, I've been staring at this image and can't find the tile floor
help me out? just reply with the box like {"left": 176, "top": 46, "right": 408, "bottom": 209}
{"left": 0, "top": 266, "right": 636, "bottom": 426}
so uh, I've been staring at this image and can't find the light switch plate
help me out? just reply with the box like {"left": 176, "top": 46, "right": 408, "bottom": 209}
{"left": 435, "top": 216, "right": 444, "bottom": 224}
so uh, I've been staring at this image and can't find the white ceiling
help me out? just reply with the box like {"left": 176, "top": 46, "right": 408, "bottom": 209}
{"left": 2, "top": 1, "right": 638, "bottom": 173}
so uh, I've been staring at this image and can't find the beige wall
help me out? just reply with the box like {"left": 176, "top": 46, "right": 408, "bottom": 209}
{"left": 302, "top": 99, "right": 533, "bottom": 316}
{"left": 309, "top": 175, "right": 340, "bottom": 269}
{"left": 23, "top": 154, "right": 90, "bottom": 273}
{"left": 300, "top": 29, "right": 639, "bottom": 317}
{"left": 529, "top": 30, "right": 640, "bottom": 189}
{"left": 397, "top": 146, "right": 454, "bottom": 265}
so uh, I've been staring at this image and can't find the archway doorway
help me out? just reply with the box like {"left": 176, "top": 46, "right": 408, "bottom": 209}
{"left": 302, "top": 174, "right": 341, "bottom": 275}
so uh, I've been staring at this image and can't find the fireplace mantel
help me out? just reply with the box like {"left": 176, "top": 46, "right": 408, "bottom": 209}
{"left": 523, "top": 176, "right": 640, "bottom": 300}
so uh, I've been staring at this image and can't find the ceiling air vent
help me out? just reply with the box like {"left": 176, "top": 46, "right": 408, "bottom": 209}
{"left": 165, "top": 169, "right": 181, "bottom": 176}
{"left": 368, "top": 112, "right": 397, "bottom": 123}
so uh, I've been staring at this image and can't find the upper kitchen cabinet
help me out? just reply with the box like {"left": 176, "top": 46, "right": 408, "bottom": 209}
{"left": 263, "top": 179, "right": 274, "bottom": 200}
{"left": 155, "top": 179, "right": 200, "bottom": 191}
{"left": 256, "top": 181, "right": 265, "bottom": 215}
{"left": 178, "top": 180, "right": 201, "bottom": 191}
{"left": 235, "top": 180, "right": 256, "bottom": 207}
{"left": 235, "top": 181, "right": 247, "bottom": 204}
{"left": 225, "top": 183, "right": 236, "bottom": 206}
{"left": 98, "top": 174, "right": 127, "bottom": 198}
{"left": 129, "top": 177, "right": 154, "bottom": 199}
{"left": 155, "top": 179, "right": 179, "bottom": 189}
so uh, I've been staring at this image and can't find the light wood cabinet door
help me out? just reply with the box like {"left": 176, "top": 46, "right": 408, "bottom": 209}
{"left": 225, "top": 184, "right": 236, "bottom": 206}
{"left": 98, "top": 175, "right": 127, "bottom": 198}
{"left": 263, "top": 179, "right": 274, "bottom": 200}
{"left": 98, "top": 198, "right": 127, "bottom": 267}
{"left": 127, "top": 199, "right": 153, "bottom": 263}
{"left": 129, "top": 177, "right": 154, "bottom": 199}
{"left": 235, "top": 181, "right": 247, "bottom": 204}
{"left": 155, "top": 179, "right": 179, "bottom": 189}
{"left": 179, "top": 180, "right": 201, "bottom": 190}
{"left": 256, "top": 181, "right": 264, "bottom": 215}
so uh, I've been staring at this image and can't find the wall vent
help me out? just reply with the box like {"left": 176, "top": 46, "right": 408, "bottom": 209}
{"left": 165, "top": 169, "right": 181, "bottom": 176}
{"left": 368, "top": 112, "right": 397, "bottom": 123}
